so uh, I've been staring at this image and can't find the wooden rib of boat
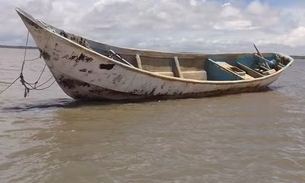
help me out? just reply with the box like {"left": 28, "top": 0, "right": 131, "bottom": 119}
{"left": 15, "top": 8, "right": 293, "bottom": 101}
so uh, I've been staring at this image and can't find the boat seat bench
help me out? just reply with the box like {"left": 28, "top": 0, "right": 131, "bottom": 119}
{"left": 138, "top": 54, "right": 207, "bottom": 80}
{"left": 182, "top": 71, "right": 207, "bottom": 80}
{"left": 154, "top": 71, "right": 174, "bottom": 77}
{"left": 154, "top": 70, "right": 207, "bottom": 80}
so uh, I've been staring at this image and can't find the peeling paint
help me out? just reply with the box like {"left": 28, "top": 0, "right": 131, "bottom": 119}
{"left": 58, "top": 77, "right": 91, "bottom": 90}
{"left": 52, "top": 51, "right": 60, "bottom": 61}
{"left": 58, "top": 73, "right": 271, "bottom": 101}
{"left": 112, "top": 75, "right": 123, "bottom": 84}
{"left": 161, "top": 83, "right": 166, "bottom": 89}
{"left": 39, "top": 49, "right": 51, "bottom": 61}
{"left": 59, "top": 30, "right": 68, "bottom": 38}
{"left": 79, "top": 69, "right": 87, "bottom": 72}
{"left": 23, "top": 15, "right": 40, "bottom": 29}
{"left": 62, "top": 52, "right": 93, "bottom": 63}
{"left": 69, "top": 55, "right": 78, "bottom": 60}
{"left": 76, "top": 53, "right": 93, "bottom": 62}
{"left": 100, "top": 64, "right": 115, "bottom": 70}
{"left": 150, "top": 87, "right": 157, "bottom": 95}
{"left": 69, "top": 35, "right": 89, "bottom": 47}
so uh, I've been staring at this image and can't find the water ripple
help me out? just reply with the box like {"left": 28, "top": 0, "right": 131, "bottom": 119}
{"left": 1, "top": 49, "right": 305, "bottom": 183}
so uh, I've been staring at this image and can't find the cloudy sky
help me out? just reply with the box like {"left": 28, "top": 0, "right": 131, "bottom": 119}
{"left": 1, "top": 0, "right": 305, "bottom": 55}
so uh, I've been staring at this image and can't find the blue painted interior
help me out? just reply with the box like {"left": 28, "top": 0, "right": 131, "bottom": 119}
{"left": 204, "top": 53, "right": 280, "bottom": 81}
{"left": 236, "top": 55, "right": 256, "bottom": 68}
{"left": 236, "top": 54, "right": 278, "bottom": 69}
{"left": 206, "top": 59, "right": 242, "bottom": 81}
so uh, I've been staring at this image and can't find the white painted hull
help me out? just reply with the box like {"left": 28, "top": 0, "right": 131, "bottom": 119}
{"left": 16, "top": 8, "right": 293, "bottom": 101}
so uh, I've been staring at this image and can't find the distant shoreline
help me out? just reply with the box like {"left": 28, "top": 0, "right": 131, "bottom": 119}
{"left": 290, "top": 55, "right": 305, "bottom": 59}
{"left": 0, "top": 45, "right": 38, "bottom": 49}
{"left": 0, "top": 45, "right": 304, "bottom": 59}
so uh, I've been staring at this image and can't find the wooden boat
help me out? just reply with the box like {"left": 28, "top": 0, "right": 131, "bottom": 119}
{"left": 16, "top": 8, "right": 293, "bottom": 101}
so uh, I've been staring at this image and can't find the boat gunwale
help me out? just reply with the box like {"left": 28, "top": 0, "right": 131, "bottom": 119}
{"left": 15, "top": 7, "right": 294, "bottom": 85}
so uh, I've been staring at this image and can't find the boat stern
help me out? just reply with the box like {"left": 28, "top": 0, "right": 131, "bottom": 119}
{"left": 15, "top": 8, "right": 51, "bottom": 50}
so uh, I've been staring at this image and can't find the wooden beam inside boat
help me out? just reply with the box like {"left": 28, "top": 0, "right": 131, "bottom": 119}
{"left": 173, "top": 56, "right": 183, "bottom": 78}
{"left": 135, "top": 54, "right": 143, "bottom": 69}
{"left": 236, "top": 62, "right": 263, "bottom": 78}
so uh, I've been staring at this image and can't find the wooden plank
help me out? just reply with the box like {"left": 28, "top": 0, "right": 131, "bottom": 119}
{"left": 237, "top": 62, "right": 263, "bottom": 78}
{"left": 173, "top": 56, "right": 183, "bottom": 78}
{"left": 254, "top": 54, "right": 271, "bottom": 69}
{"left": 181, "top": 71, "right": 207, "bottom": 80}
{"left": 135, "top": 54, "right": 143, "bottom": 69}
{"left": 153, "top": 71, "right": 174, "bottom": 77}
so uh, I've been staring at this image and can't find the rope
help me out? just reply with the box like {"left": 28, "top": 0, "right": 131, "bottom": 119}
{"left": 34, "top": 64, "right": 47, "bottom": 87}
{"left": 20, "top": 31, "right": 30, "bottom": 73}
{"left": 34, "top": 80, "right": 56, "bottom": 90}
{"left": 0, "top": 76, "right": 20, "bottom": 95}
{"left": 19, "top": 31, "right": 32, "bottom": 97}
{"left": 20, "top": 75, "right": 30, "bottom": 97}
{"left": 25, "top": 56, "right": 41, "bottom": 62}
{"left": 35, "top": 76, "right": 54, "bottom": 88}
{"left": 0, "top": 30, "right": 55, "bottom": 97}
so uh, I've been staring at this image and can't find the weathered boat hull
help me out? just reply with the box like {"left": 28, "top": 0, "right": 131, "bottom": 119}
{"left": 52, "top": 70, "right": 275, "bottom": 101}
{"left": 16, "top": 8, "right": 293, "bottom": 101}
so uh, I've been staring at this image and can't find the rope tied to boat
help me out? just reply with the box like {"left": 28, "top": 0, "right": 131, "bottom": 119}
{"left": 0, "top": 76, "right": 20, "bottom": 95}
{"left": 0, "top": 31, "right": 56, "bottom": 97}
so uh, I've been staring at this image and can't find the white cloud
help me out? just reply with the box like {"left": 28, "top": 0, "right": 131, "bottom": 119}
{"left": 222, "top": 3, "right": 231, "bottom": 7}
{"left": 281, "top": 27, "right": 305, "bottom": 47}
{"left": 213, "top": 20, "right": 255, "bottom": 30}
{"left": 1, "top": 0, "right": 305, "bottom": 55}
{"left": 246, "top": 0, "right": 270, "bottom": 15}
{"left": 221, "top": 5, "right": 241, "bottom": 18}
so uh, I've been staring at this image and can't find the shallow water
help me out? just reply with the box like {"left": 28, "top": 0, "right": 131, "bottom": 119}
{"left": 0, "top": 48, "right": 305, "bottom": 183}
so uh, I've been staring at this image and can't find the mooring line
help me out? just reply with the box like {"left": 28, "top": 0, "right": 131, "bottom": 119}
{"left": 20, "top": 31, "right": 30, "bottom": 73}
{"left": 34, "top": 80, "right": 56, "bottom": 90}
{"left": 34, "top": 64, "right": 47, "bottom": 87}
{"left": 0, "top": 31, "right": 55, "bottom": 97}
{"left": 36, "top": 76, "right": 54, "bottom": 88}
{"left": 0, "top": 76, "right": 20, "bottom": 95}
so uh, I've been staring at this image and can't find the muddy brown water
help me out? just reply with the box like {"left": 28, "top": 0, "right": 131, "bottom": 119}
{"left": 0, "top": 48, "right": 305, "bottom": 183}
